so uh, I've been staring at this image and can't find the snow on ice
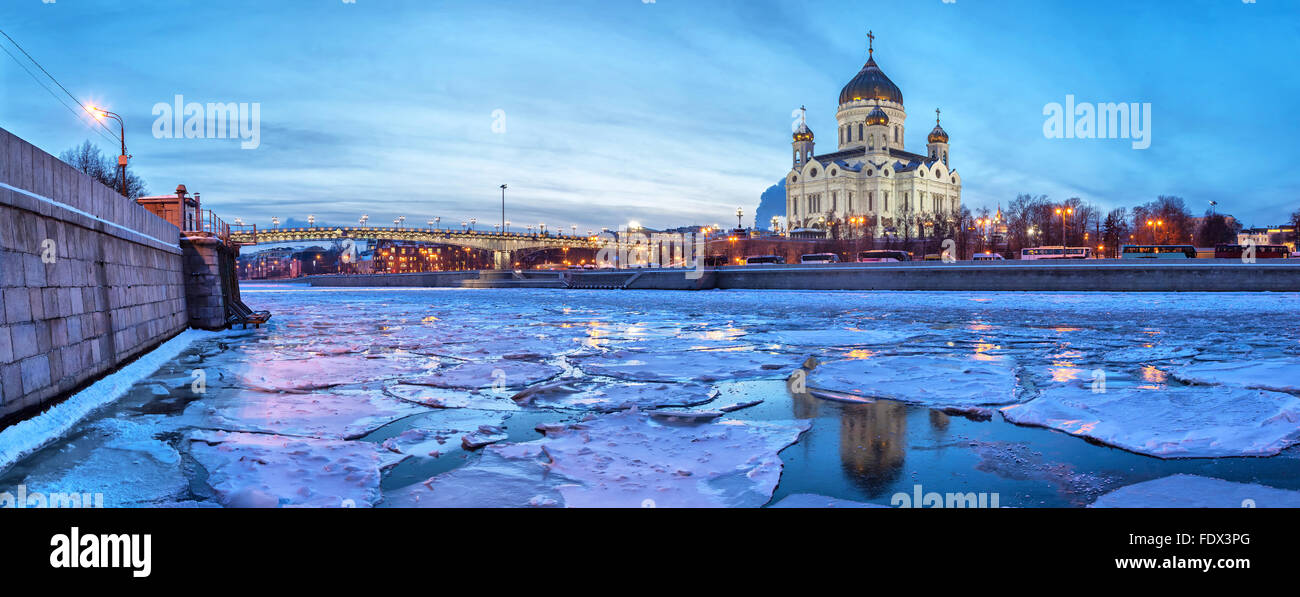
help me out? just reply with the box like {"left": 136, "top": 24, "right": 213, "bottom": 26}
{"left": 181, "top": 388, "right": 425, "bottom": 440}
{"left": 1090, "top": 474, "right": 1300, "bottom": 508}
{"left": 1000, "top": 384, "right": 1300, "bottom": 457}
{"left": 1172, "top": 358, "right": 1300, "bottom": 393}
{"left": 807, "top": 355, "right": 1020, "bottom": 408}
{"left": 576, "top": 349, "right": 796, "bottom": 382}
{"left": 386, "top": 409, "right": 810, "bottom": 507}
{"left": 187, "top": 430, "right": 386, "bottom": 507}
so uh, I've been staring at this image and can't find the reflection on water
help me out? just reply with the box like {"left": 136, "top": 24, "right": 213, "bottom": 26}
{"left": 837, "top": 401, "right": 908, "bottom": 498}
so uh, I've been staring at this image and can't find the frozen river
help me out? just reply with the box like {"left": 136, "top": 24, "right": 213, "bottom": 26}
{"left": 3, "top": 284, "right": 1298, "bottom": 507}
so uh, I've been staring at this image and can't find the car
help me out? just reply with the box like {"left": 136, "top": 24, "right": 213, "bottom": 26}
{"left": 744, "top": 255, "right": 785, "bottom": 265}
{"left": 799, "top": 253, "right": 841, "bottom": 264}
{"left": 972, "top": 252, "right": 1006, "bottom": 261}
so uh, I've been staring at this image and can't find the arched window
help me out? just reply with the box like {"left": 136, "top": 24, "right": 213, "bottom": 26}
{"left": 858, "top": 124, "right": 863, "bottom": 139}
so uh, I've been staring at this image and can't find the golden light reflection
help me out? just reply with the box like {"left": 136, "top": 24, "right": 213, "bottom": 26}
{"left": 1050, "top": 367, "right": 1082, "bottom": 382}
{"left": 1140, "top": 366, "right": 1167, "bottom": 383}
{"left": 846, "top": 349, "right": 875, "bottom": 360}
{"left": 972, "top": 343, "right": 999, "bottom": 362}
{"left": 967, "top": 324, "right": 994, "bottom": 332}
{"left": 420, "top": 316, "right": 439, "bottom": 324}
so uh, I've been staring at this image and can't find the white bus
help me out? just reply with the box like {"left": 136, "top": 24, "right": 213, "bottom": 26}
{"left": 1020, "top": 246, "right": 1092, "bottom": 260}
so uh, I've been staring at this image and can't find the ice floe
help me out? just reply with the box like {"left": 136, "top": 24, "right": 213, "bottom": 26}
{"left": 807, "top": 356, "right": 1020, "bottom": 408}
{"left": 1090, "top": 474, "right": 1300, "bottom": 508}
{"left": 187, "top": 430, "right": 386, "bottom": 507}
{"left": 182, "top": 388, "right": 425, "bottom": 440}
{"left": 402, "top": 360, "right": 563, "bottom": 390}
{"left": 577, "top": 349, "right": 795, "bottom": 382}
{"left": 1000, "top": 384, "right": 1300, "bottom": 457}
{"left": 511, "top": 380, "right": 716, "bottom": 411}
{"left": 223, "top": 354, "right": 423, "bottom": 391}
{"left": 18, "top": 417, "right": 187, "bottom": 507}
{"left": 379, "top": 409, "right": 509, "bottom": 458}
{"left": 1172, "top": 358, "right": 1300, "bottom": 393}
{"left": 387, "top": 410, "right": 809, "bottom": 507}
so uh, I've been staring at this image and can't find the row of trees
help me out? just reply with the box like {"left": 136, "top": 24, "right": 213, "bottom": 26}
{"left": 997, "top": 194, "right": 1246, "bottom": 257}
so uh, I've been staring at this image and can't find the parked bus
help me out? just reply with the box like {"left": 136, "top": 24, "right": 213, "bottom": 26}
{"left": 1213, "top": 244, "right": 1290, "bottom": 260}
{"left": 744, "top": 255, "right": 785, "bottom": 265}
{"left": 1119, "top": 244, "right": 1196, "bottom": 259}
{"left": 799, "top": 253, "right": 841, "bottom": 264}
{"left": 1020, "top": 246, "right": 1092, "bottom": 260}
{"left": 972, "top": 252, "right": 1006, "bottom": 261}
{"left": 857, "top": 250, "right": 911, "bottom": 262}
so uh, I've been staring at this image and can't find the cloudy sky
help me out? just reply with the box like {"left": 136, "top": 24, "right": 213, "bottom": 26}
{"left": 2, "top": 0, "right": 1296, "bottom": 231}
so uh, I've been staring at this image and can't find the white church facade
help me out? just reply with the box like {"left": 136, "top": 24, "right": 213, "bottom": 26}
{"left": 785, "top": 33, "right": 962, "bottom": 237}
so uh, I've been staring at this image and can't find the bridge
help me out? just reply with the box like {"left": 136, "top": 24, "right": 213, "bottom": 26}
{"left": 230, "top": 226, "right": 605, "bottom": 268}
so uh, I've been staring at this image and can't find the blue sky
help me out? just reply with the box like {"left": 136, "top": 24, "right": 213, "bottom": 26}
{"left": 2, "top": 0, "right": 1297, "bottom": 231}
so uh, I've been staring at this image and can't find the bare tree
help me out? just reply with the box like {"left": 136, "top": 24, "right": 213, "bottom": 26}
{"left": 59, "top": 141, "right": 148, "bottom": 199}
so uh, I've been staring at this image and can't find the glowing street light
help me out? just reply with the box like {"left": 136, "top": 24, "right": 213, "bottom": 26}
{"left": 86, "top": 105, "right": 130, "bottom": 197}
{"left": 307, "top": 214, "right": 316, "bottom": 228}
{"left": 359, "top": 214, "right": 369, "bottom": 227}
{"left": 271, "top": 217, "right": 280, "bottom": 229}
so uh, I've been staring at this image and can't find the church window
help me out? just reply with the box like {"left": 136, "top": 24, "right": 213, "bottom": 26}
{"left": 866, "top": 169, "right": 874, "bottom": 176}
{"left": 868, "top": 192, "right": 874, "bottom": 212}
{"left": 831, "top": 192, "right": 837, "bottom": 211}
{"left": 858, "top": 124, "right": 863, "bottom": 139}
{"left": 895, "top": 126, "right": 900, "bottom": 143}
{"left": 848, "top": 192, "right": 853, "bottom": 211}
{"left": 810, "top": 168, "right": 818, "bottom": 177}
{"left": 830, "top": 169, "right": 837, "bottom": 176}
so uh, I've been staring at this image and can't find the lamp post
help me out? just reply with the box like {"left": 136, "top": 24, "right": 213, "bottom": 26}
{"left": 1054, "top": 206, "right": 1073, "bottom": 246}
{"left": 469, "top": 217, "right": 477, "bottom": 232}
{"left": 360, "top": 214, "right": 369, "bottom": 228}
{"left": 499, "top": 184, "right": 507, "bottom": 233}
{"left": 308, "top": 214, "right": 315, "bottom": 228}
{"left": 771, "top": 216, "right": 780, "bottom": 235}
{"left": 271, "top": 217, "right": 280, "bottom": 229}
{"left": 87, "top": 106, "right": 129, "bottom": 197}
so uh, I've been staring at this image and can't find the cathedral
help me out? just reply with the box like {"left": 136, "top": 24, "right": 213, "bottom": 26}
{"left": 785, "top": 33, "right": 962, "bottom": 237}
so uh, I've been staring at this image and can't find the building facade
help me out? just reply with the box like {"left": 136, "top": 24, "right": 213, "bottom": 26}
{"left": 785, "top": 35, "right": 962, "bottom": 238}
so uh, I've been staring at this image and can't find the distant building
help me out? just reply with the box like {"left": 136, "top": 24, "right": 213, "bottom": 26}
{"left": 785, "top": 33, "right": 962, "bottom": 238}
{"left": 1238, "top": 225, "right": 1296, "bottom": 250}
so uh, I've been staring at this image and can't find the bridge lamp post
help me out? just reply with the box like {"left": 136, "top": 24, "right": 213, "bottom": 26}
{"left": 427, "top": 218, "right": 435, "bottom": 229}
{"left": 469, "top": 217, "right": 477, "bottom": 231}
{"left": 271, "top": 217, "right": 279, "bottom": 229}
{"left": 571, "top": 225, "right": 577, "bottom": 237}
{"left": 505, "top": 220, "right": 511, "bottom": 234}
{"left": 308, "top": 215, "right": 316, "bottom": 228}
{"left": 499, "top": 184, "right": 507, "bottom": 233}
{"left": 435, "top": 216, "right": 441, "bottom": 230}
{"left": 360, "top": 215, "right": 369, "bottom": 228}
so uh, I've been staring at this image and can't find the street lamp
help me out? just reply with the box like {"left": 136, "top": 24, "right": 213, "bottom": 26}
{"left": 308, "top": 214, "right": 316, "bottom": 228}
{"left": 469, "top": 217, "right": 477, "bottom": 231}
{"left": 86, "top": 105, "right": 130, "bottom": 197}
{"left": 360, "top": 214, "right": 369, "bottom": 228}
{"left": 499, "top": 184, "right": 507, "bottom": 233}
{"left": 505, "top": 220, "right": 511, "bottom": 233}
{"left": 271, "top": 217, "right": 280, "bottom": 229}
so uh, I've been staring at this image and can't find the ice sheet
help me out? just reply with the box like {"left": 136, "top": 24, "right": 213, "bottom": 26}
{"left": 1172, "top": 359, "right": 1300, "bottom": 393}
{"left": 808, "top": 355, "right": 1020, "bottom": 407}
{"left": 1090, "top": 474, "right": 1300, "bottom": 508}
{"left": 187, "top": 430, "right": 386, "bottom": 507}
{"left": 388, "top": 410, "right": 810, "bottom": 507}
{"left": 1000, "top": 384, "right": 1300, "bottom": 457}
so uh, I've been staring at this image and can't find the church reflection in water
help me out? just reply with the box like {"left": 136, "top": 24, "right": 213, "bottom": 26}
{"left": 793, "top": 391, "right": 953, "bottom": 498}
